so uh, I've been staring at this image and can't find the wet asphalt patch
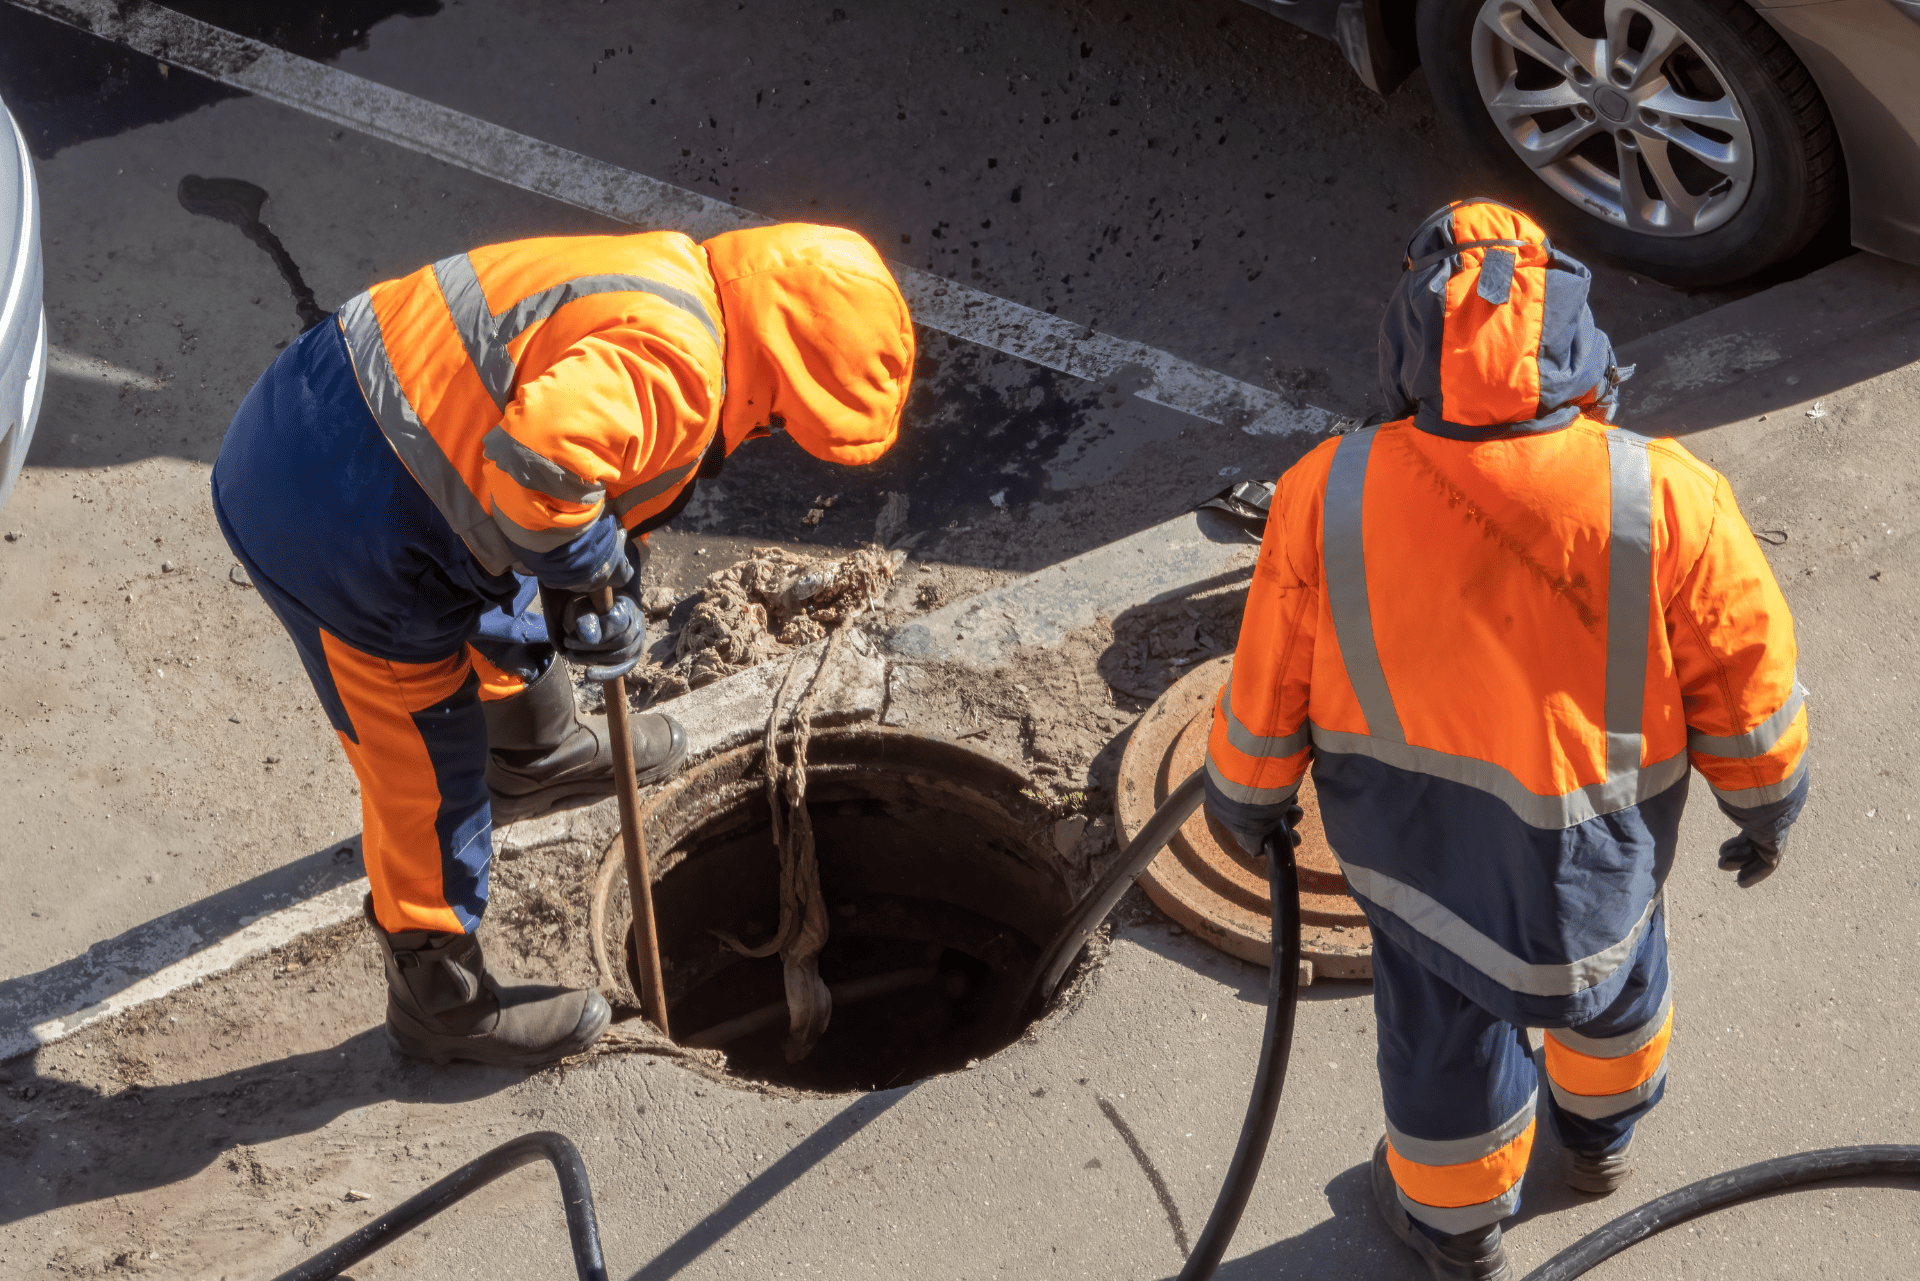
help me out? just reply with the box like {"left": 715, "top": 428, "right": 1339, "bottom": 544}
{"left": 175, "top": 175, "right": 328, "bottom": 330}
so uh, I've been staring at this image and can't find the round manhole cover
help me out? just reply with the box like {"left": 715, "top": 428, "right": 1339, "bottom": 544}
{"left": 1116, "top": 655, "right": 1372, "bottom": 980}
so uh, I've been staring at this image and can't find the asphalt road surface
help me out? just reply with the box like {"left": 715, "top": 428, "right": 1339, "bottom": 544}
{"left": 0, "top": 0, "right": 1776, "bottom": 580}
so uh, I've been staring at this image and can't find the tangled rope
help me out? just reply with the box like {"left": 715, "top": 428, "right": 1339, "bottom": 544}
{"left": 710, "top": 625, "right": 851, "bottom": 1061}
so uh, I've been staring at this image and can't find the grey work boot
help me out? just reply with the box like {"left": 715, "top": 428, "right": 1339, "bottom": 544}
{"left": 1371, "top": 1137, "right": 1515, "bottom": 1281}
{"left": 483, "top": 660, "right": 686, "bottom": 826}
{"left": 1566, "top": 1134, "right": 1636, "bottom": 1195}
{"left": 365, "top": 896, "right": 610, "bottom": 1068}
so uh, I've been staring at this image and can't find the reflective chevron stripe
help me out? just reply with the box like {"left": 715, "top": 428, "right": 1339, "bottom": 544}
{"left": 1218, "top": 682, "right": 1310, "bottom": 759}
{"left": 430, "top": 252, "right": 721, "bottom": 409}
{"left": 336, "top": 300, "right": 519, "bottom": 575}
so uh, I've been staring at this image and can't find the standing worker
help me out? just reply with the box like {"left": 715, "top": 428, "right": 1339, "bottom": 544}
{"left": 1205, "top": 200, "right": 1807, "bottom": 1280}
{"left": 213, "top": 224, "right": 915, "bottom": 1069}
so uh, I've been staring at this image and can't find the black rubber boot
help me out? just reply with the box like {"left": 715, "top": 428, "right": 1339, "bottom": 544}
{"left": 1371, "top": 1136, "right": 1515, "bottom": 1281}
{"left": 365, "top": 896, "right": 611, "bottom": 1068}
{"left": 483, "top": 660, "right": 687, "bottom": 826}
{"left": 1566, "top": 1134, "right": 1636, "bottom": 1194}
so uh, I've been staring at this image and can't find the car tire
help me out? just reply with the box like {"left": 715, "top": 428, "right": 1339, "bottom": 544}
{"left": 1416, "top": 0, "right": 1842, "bottom": 287}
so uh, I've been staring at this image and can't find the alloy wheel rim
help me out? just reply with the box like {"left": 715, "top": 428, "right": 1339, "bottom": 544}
{"left": 1471, "top": 0, "right": 1754, "bottom": 237}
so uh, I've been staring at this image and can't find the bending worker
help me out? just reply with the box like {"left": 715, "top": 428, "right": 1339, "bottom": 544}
{"left": 1204, "top": 200, "right": 1807, "bottom": 1280}
{"left": 213, "top": 224, "right": 914, "bottom": 1069}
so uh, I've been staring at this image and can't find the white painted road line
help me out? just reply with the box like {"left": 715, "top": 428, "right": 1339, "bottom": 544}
{"left": 46, "top": 345, "right": 170, "bottom": 390}
{"left": 0, "top": 880, "right": 369, "bottom": 1062}
{"left": 13, "top": 0, "right": 1336, "bottom": 438}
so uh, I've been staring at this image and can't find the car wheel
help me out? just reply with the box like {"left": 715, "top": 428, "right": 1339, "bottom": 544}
{"left": 1416, "top": 0, "right": 1842, "bottom": 287}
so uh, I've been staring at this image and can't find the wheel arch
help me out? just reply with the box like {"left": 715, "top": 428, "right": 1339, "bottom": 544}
{"left": 1381, "top": 0, "right": 1781, "bottom": 95}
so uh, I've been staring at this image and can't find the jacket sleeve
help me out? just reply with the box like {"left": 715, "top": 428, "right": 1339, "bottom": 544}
{"left": 1204, "top": 465, "right": 1321, "bottom": 835}
{"left": 483, "top": 328, "right": 717, "bottom": 586}
{"left": 1666, "top": 474, "right": 1810, "bottom": 842}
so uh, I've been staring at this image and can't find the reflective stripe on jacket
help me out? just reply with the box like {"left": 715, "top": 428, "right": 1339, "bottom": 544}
{"left": 1206, "top": 416, "right": 1807, "bottom": 1025}
{"left": 337, "top": 231, "right": 729, "bottom": 577}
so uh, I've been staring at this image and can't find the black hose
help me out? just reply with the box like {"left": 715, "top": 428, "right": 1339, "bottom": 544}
{"left": 1523, "top": 1145, "right": 1920, "bottom": 1280}
{"left": 1019, "top": 769, "right": 1300, "bottom": 1281}
{"left": 270, "top": 1130, "right": 608, "bottom": 1281}
{"left": 1177, "top": 828, "right": 1302, "bottom": 1281}
{"left": 1023, "top": 776, "right": 1920, "bottom": 1279}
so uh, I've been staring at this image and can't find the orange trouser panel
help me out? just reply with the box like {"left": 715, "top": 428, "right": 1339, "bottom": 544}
{"left": 1387, "top": 1121, "right": 1536, "bottom": 1209}
{"left": 322, "top": 631, "right": 475, "bottom": 935}
{"left": 1545, "top": 1006, "right": 1674, "bottom": 1096}
{"left": 467, "top": 644, "right": 530, "bottom": 702}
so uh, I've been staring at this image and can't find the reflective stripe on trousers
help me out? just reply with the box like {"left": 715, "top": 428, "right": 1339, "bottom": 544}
{"left": 1386, "top": 1097, "right": 1536, "bottom": 1234}
{"left": 1372, "top": 927, "right": 1545, "bottom": 1236}
{"left": 1320, "top": 426, "right": 1671, "bottom": 998}
{"left": 1545, "top": 982, "right": 1675, "bottom": 1120}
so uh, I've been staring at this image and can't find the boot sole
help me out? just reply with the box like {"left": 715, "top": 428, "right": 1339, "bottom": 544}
{"left": 386, "top": 993, "right": 613, "bottom": 1069}
{"left": 1565, "top": 1163, "right": 1635, "bottom": 1195}
{"left": 490, "top": 729, "right": 689, "bottom": 826}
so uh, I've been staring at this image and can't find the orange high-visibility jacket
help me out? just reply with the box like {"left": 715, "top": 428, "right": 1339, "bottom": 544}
{"left": 336, "top": 224, "right": 914, "bottom": 580}
{"left": 1206, "top": 202, "right": 1807, "bottom": 1025}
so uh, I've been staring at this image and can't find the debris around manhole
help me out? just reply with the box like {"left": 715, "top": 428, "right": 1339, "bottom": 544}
{"left": 1098, "top": 589, "right": 1245, "bottom": 701}
{"left": 873, "top": 491, "right": 911, "bottom": 547}
{"left": 633, "top": 545, "right": 901, "bottom": 704}
{"left": 800, "top": 493, "right": 840, "bottom": 527}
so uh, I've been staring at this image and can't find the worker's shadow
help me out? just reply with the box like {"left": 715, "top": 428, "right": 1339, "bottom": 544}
{"left": 0, "top": 1028, "right": 521, "bottom": 1225}
{"left": 1094, "top": 570, "right": 1252, "bottom": 710}
{"left": 1163, "top": 1161, "right": 1426, "bottom": 1280}
{"left": 1188, "top": 1118, "right": 1614, "bottom": 1279}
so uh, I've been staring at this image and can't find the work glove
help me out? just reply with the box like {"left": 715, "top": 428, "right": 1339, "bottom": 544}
{"left": 1211, "top": 802, "right": 1305, "bottom": 862}
{"left": 1717, "top": 830, "right": 1786, "bottom": 889}
{"left": 540, "top": 533, "right": 647, "bottom": 681}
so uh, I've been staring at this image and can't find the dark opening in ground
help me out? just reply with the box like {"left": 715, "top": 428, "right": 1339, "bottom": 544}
{"left": 609, "top": 729, "right": 1074, "bottom": 1093}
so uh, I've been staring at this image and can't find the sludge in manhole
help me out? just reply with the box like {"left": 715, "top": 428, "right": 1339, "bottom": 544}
{"left": 607, "top": 728, "right": 1076, "bottom": 1093}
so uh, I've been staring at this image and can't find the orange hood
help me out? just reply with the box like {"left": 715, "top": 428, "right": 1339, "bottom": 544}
{"left": 702, "top": 223, "right": 915, "bottom": 466}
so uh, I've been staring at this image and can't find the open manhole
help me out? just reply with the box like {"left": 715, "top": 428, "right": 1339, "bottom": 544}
{"left": 598, "top": 727, "right": 1073, "bottom": 1092}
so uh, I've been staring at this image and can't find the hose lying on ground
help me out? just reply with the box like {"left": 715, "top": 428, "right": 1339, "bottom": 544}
{"left": 269, "top": 1130, "right": 606, "bottom": 1281}
{"left": 275, "top": 773, "right": 1919, "bottom": 1281}
{"left": 1522, "top": 1144, "right": 1920, "bottom": 1280}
